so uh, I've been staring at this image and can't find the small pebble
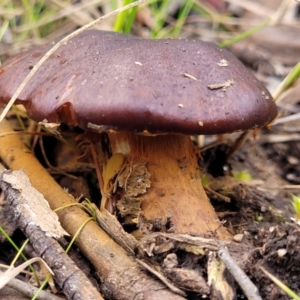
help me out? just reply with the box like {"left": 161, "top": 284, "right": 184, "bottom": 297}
{"left": 233, "top": 233, "right": 244, "bottom": 242}
{"left": 277, "top": 249, "right": 287, "bottom": 257}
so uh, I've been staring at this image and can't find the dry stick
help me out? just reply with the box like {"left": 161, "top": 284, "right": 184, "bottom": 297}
{"left": 136, "top": 259, "right": 186, "bottom": 297}
{"left": 226, "top": 130, "right": 250, "bottom": 160}
{"left": 0, "top": 0, "right": 150, "bottom": 122}
{"left": 93, "top": 204, "right": 137, "bottom": 256}
{"left": 0, "top": 119, "right": 185, "bottom": 300}
{"left": 0, "top": 270, "right": 62, "bottom": 300}
{"left": 204, "top": 186, "right": 231, "bottom": 203}
{"left": 218, "top": 246, "right": 262, "bottom": 300}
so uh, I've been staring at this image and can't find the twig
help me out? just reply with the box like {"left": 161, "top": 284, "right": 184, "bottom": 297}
{"left": 0, "top": 0, "right": 150, "bottom": 122}
{"left": 204, "top": 186, "right": 231, "bottom": 203}
{"left": 218, "top": 246, "right": 262, "bottom": 300}
{"left": 136, "top": 259, "right": 186, "bottom": 297}
{"left": 93, "top": 204, "right": 137, "bottom": 256}
{"left": 226, "top": 130, "right": 250, "bottom": 160}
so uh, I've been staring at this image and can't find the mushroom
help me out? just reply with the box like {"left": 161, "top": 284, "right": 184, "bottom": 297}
{"left": 0, "top": 30, "right": 277, "bottom": 239}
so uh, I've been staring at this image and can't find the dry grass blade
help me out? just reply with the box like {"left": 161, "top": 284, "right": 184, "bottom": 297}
{"left": 17, "top": 0, "right": 107, "bottom": 32}
{"left": 0, "top": 0, "right": 150, "bottom": 122}
{"left": 49, "top": 0, "right": 105, "bottom": 30}
{"left": 225, "top": 0, "right": 273, "bottom": 17}
{"left": 0, "top": 257, "right": 53, "bottom": 290}
{"left": 259, "top": 133, "right": 300, "bottom": 144}
{"left": 0, "top": 270, "right": 61, "bottom": 300}
{"left": 272, "top": 113, "right": 300, "bottom": 126}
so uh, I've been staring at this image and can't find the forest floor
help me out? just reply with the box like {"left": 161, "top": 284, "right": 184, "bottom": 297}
{"left": 0, "top": 0, "right": 300, "bottom": 299}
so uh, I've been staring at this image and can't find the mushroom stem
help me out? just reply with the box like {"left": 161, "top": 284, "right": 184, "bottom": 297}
{"left": 106, "top": 132, "right": 230, "bottom": 239}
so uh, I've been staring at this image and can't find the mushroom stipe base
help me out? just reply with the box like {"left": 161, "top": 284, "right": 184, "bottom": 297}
{"left": 99, "top": 131, "right": 230, "bottom": 239}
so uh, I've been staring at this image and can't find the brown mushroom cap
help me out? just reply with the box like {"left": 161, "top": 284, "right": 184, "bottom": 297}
{"left": 0, "top": 30, "right": 277, "bottom": 135}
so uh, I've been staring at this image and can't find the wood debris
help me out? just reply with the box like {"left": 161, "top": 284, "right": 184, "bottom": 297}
{"left": 183, "top": 73, "right": 197, "bottom": 80}
{"left": 39, "top": 120, "right": 62, "bottom": 137}
{"left": 207, "top": 79, "right": 234, "bottom": 91}
{"left": 217, "top": 59, "right": 229, "bottom": 66}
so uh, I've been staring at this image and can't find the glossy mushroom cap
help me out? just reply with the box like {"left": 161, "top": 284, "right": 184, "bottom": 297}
{"left": 0, "top": 30, "right": 277, "bottom": 135}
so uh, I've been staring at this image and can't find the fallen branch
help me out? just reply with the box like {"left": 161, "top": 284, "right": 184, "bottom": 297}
{"left": 0, "top": 119, "right": 185, "bottom": 300}
{"left": 218, "top": 246, "right": 262, "bottom": 300}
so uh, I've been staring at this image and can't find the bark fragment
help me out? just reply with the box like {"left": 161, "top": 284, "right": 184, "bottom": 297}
{"left": 116, "top": 161, "right": 151, "bottom": 225}
{"left": 1, "top": 170, "right": 68, "bottom": 239}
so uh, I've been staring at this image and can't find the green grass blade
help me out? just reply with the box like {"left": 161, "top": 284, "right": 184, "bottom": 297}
{"left": 260, "top": 267, "right": 300, "bottom": 300}
{"left": 171, "top": 0, "right": 194, "bottom": 37}
{"left": 114, "top": 0, "right": 132, "bottom": 33}
{"left": 124, "top": 5, "right": 138, "bottom": 34}
{"left": 0, "top": 20, "right": 9, "bottom": 42}
{"left": 218, "top": 19, "right": 270, "bottom": 48}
